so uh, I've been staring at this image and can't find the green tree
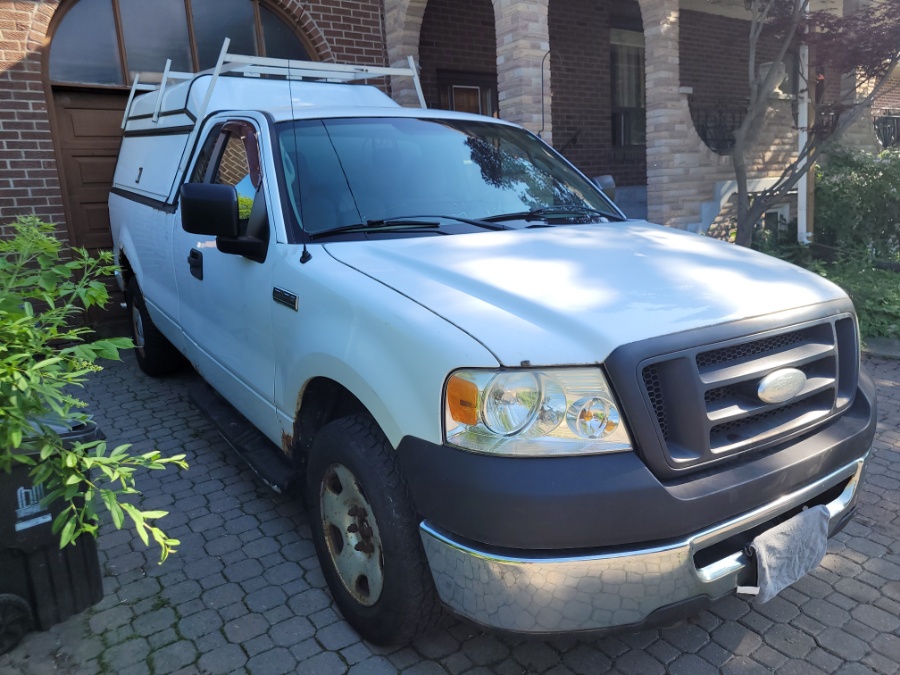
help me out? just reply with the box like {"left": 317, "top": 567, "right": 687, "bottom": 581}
{"left": 731, "top": 0, "right": 900, "bottom": 247}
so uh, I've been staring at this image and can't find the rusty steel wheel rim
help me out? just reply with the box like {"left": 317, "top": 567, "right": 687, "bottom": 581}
{"left": 319, "top": 463, "right": 385, "bottom": 606}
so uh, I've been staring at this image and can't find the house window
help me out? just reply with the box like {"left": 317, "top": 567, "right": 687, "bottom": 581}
{"left": 437, "top": 71, "right": 498, "bottom": 117}
{"left": 761, "top": 204, "right": 791, "bottom": 230}
{"left": 49, "top": 0, "right": 312, "bottom": 86}
{"left": 610, "top": 29, "right": 645, "bottom": 147}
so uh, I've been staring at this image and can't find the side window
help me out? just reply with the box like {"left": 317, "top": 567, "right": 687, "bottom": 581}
{"left": 190, "top": 125, "right": 225, "bottom": 183}
{"left": 214, "top": 132, "right": 256, "bottom": 220}
{"left": 193, "top": 122, "right": 268, "bottom": 241}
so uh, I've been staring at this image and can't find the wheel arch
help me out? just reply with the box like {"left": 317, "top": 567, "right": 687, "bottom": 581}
{"left": 289, "top": 376, "right": 370, "bottom": 476}
{"left": 117, "top": 247, "right": 136, "bottom": 294}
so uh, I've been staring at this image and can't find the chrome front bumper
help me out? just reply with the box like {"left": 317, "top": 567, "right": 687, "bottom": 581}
{"left": 420, "top": 455, "right": 866, "bottom": 634}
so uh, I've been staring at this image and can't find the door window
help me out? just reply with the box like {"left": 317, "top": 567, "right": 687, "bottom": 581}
{"left": 214, "top": 132, "right": 258, "bottom": 221}
{"left": 199, "top": 123, "right": 266, "bottom": 237}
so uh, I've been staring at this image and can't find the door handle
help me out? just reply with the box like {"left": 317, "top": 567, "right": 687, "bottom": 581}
{"left": 188, "top": 248, "right": 203, "bottom": 280}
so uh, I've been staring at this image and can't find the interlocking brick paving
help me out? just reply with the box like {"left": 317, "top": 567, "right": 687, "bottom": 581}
{"left": 1, "top": 354, "right": 898, "bottom": 674}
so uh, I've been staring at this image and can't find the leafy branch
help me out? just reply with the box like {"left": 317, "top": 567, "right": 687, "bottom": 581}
{"left": 0, "top": 216, "right": 188, "bottom": 563}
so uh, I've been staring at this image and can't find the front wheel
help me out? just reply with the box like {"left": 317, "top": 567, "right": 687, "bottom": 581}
{"left": 307, "top": 415, "right": 444, "bottom": 645}
{"left": 126, "top": 277, "right": 184, "bottom": 377}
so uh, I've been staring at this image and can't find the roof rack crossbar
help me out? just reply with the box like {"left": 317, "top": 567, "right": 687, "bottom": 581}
{"left": 174, "top": 38, "right": 232, "bottom": 180}
{"left": 122, "top": 37, "right": 427, "bottom": 201}
{"left": 151, "top": 59, "right": 173, "bottom": 123}
{"left": 408, "top": 56, "right": 426, "bottom": 110}
{"left": 122, "top": 38, "right": 426, "bottom": 130}
{"left": 121, "top": 74, "right": 156, "bottom": 129}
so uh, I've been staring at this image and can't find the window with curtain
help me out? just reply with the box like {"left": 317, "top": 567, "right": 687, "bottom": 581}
{"left": 610, "top": 29, "right": 646, "bottom": 147}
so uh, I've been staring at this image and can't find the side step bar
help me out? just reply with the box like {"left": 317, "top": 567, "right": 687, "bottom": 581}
{"left": 188, "top": 381, "right": 297, "bottom": 494}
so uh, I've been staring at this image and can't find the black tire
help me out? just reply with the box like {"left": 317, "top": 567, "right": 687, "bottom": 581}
{"left": 0, "top": 594, "right": 32, "bottom": 656}
{"left": 307, "top": 415, "right": 444, "bottom": 645}
{"left": 126, "top": 276, "right": 184, "bottom": 377}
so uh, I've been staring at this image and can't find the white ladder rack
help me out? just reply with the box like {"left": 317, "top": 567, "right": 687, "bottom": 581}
{"left": 122, "top": 37, "right": 425, "bottom": 130}
{"left": 120, "top": 38, "right": 426, "bottom": 196}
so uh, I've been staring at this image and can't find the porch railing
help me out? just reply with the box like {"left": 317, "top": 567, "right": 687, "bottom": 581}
{"left": 689, "top": 101, "right": 747, "bottom": 155}
{"left": 875, "top": 116, "right": 900, "bottom": 148}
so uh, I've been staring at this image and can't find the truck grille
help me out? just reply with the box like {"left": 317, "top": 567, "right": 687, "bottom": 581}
{"left": 636, "top": 314, "right": 858, "bottom": 473}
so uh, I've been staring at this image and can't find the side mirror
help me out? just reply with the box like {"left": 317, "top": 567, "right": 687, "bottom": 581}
{"left": 593, "top": 174, "right": 616, "bottom": 201}
{"left": 180, "top": 183, "right": 240, "bottom": 238}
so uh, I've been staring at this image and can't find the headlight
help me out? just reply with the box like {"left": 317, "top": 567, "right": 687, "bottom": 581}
{"left": 444, "top": 368, "right": 631, "bottom": 456}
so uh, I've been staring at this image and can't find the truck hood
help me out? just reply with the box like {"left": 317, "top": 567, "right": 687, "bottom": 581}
{"left": 323, "top": 222, "right": 848, "bottom": 366}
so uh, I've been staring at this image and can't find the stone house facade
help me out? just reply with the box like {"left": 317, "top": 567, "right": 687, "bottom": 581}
{"left": 0, "top": 0, "right": 888, "bottom": 255}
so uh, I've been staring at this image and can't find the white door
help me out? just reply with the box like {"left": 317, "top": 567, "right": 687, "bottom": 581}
{"left": 174, "top": 120, "right": 279, "bottom": 440}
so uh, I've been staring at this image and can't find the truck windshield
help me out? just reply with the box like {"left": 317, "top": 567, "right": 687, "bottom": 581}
{"left": 274, "top": 117, "right": 622, "bottom": 237}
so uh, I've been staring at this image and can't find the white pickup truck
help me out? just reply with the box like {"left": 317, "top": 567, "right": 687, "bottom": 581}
{"left": 109, "top": 48, "right": 876, "bottom": 645}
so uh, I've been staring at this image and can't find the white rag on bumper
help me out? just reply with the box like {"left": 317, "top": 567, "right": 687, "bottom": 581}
{"left": 741, "top": 504, "right": 830, "bottom": 603}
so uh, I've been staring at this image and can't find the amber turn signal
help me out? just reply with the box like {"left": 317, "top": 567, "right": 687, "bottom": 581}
{"left": 447, "top": 375, "right": 479, "bottom": 426}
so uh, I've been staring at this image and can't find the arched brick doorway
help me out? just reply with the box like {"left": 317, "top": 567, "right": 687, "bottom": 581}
{"left": 418, "top": 0, "right": 498, "bottom": 115}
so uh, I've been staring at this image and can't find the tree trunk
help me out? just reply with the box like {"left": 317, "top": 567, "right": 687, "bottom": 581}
{"left": 732, "top": 133, "right": 754, "bottom": 248}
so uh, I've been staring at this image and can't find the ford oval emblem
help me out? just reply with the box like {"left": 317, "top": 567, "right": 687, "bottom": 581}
{"left": 757, "top": 368, "right": 807, "bottom": 404}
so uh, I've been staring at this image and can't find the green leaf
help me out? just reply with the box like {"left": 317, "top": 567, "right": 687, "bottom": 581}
{"left": 122, "top": 503, "right": 149, "bottom": 547}
{"left": 110, "top": 444, "right": 131, "bottom": 458}
{"left": 30, "top": 356, "right": 62, "bottom": 370}
{"left": 101, "top": 490, "right": 125, "bottom": 529}
{"left": 51, "top": 509, "right": 69, "bottom": 534}
{"left": 59, "top": 517, "right": 77, "bottom": 548}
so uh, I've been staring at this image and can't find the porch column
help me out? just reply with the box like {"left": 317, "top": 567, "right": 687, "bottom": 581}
{"left": 639, "top": 0, "right": 687, "bottom": 226}
{"left": 384, "top": 0, "right": 428, "bottom": 107}
{"left": 492, "top": 0, "right": 552, "bottom": 143}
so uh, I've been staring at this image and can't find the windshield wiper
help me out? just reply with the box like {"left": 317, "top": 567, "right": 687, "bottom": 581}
{"left": 308, "top": 214, "right": 509, "bottom": 239}
{"left": 308, "top": 218, "right": 441, "bottom": 239}
{"left": 405, "top": 215, "right": 508, "bottom": 231}
{"left": 480, "top": 205, "right": 623, "bottom": 223}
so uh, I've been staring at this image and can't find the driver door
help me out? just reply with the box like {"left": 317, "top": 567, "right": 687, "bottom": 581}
{"left": 173, "top": 120, "right": 279, "bottom": 439}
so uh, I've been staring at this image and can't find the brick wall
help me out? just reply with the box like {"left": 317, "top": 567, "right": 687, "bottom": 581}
{"left": 288, "top": 0, "right": 385, "bottom": 64}
{"left": 875, "top": 69, "right": 900, "bottom": 113}
{"left": 0, "top": 2, "right": 62, "bottom": 236}
{"left": 418, "top": 0, "right": 497, "bottom": 109}
{"left": 680, "top": 10, "right": 786, "bottom": 109}
{"left": 548, "top": 0, "right": 610, "bottom": 182}
{"left": 0, "top": 0, "right": 387, "bottom": 243}
{"left": 548, "top": 0, "right": 645, "bottom": 187}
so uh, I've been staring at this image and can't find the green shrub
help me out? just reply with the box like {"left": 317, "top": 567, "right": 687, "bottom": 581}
{"left": 814, "top": 148, "right": 900, "bottom": 260}
{"left": 754, "top": 225, "right": 900, "bottom": 340}
{"left": 810, "top": 257, "right": 900, "bottom": 340}
{"left": 752, "top": 218, "right": 812, "bottom": 266}
{"left": 0, "top": 217, "right": 187, "bottom": 562}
